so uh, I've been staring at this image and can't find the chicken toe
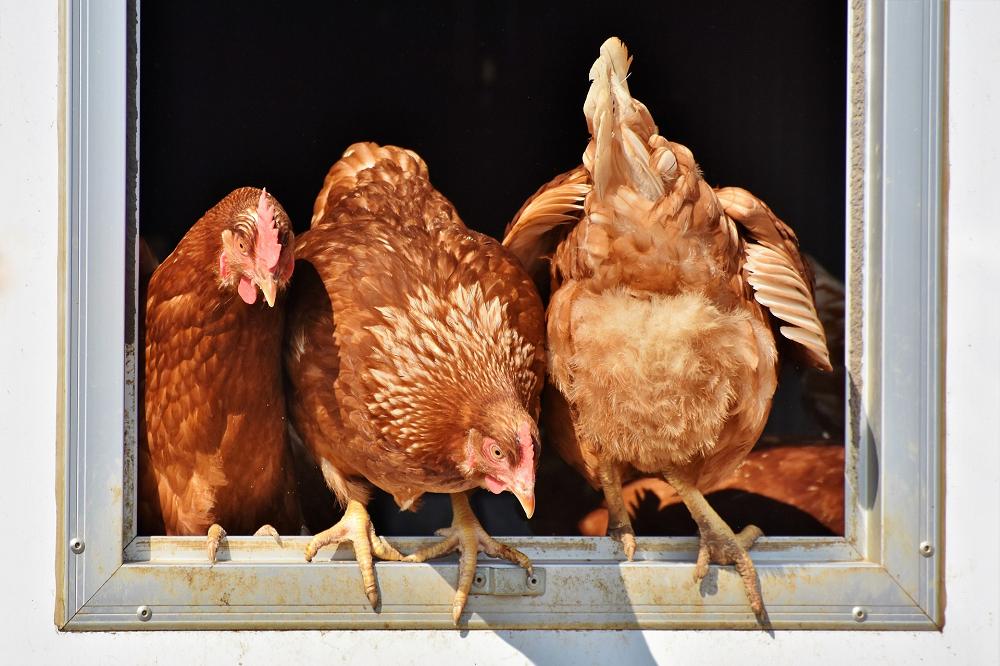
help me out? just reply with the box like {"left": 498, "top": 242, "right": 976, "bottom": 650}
{"left": 253, "top": 524, "right": 283, "bottom": 545}
{"left": 206, "top": 523, "right": 226, "bottom": 563}
{"left": 404, "top": 492, "right": 533, "bottom": 624}
{"left": 664, "top": 467, "right": 765, "bottom": 616}
{"left": 305, "top": 499, "right": 404, "bottom": 610}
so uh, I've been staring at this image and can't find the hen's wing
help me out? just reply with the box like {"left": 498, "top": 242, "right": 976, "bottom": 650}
{"left": 284, "top": 229, "right": 372, "bottom": 508}
{"left": 503, "top": 166, "right": 590, "bottom": 292}
{"left": 138, "top": 246, "right": 230, "bottom": 537}
{"left": 716, "top": 186, "right": 833, "bottom": 371}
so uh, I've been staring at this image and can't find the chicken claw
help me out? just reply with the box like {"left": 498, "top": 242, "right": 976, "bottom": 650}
{"left": 305, "top": 499, "right": 404, "bottom": 610}
{"left": 205, "top": 523, "right": 284, "bottom": 563}
{"left": 664, "top": 467, "right": 765, "bottom": 615}
{"left": 404, "top": 492, "right": 534, "bottom": 624}
{"left": 694, "top": 520, "right": 764, "bottom": 615}
{"left": 253, "top": 523, "right": 282, "bottom": 545}
{"left": 206, "top": 524, "right": 226, "bottom": 563}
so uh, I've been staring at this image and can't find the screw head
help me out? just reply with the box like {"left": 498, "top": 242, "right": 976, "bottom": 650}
{"left": 136, "top": 605, "right": 152, "bottom": 622}
{"left": 472, "top": 572, "right": 486, "bottom": 588}
{"left": 852, "top": 606, "right": 867, "bottom": 622}
{"left": 69, "top": 538, "right": 85, "bottom": 554}
{"left": 526, "top": 573, "right": 540, "bottom": 590}
{"left": 919, "top": 541, "right": 935, "bottom": 557}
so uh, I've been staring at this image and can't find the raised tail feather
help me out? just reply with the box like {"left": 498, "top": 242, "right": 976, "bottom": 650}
{"left": 504, "top": 36, "right": 679, "bottom": 287}
{"left": 311, "top": 142, "right": 427, "bottom": 227}
{"left": 583, "top": 37, "right": 676, "bottom": 203}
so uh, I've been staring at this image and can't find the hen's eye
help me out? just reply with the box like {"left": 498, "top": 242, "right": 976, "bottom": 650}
{"left": 490, "top": 445, "right": 504, "bottom": 460}
{"left": 237, "top": 239, "right": 247, "bottom": 253}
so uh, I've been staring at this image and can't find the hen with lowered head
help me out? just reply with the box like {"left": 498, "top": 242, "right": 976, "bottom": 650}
{"left": 284, "top": 143, "right": 545, "bottom": 622}
{"left": 504, "top": 38, "right": 831, "bottom": 615}
{"left": 138, "top": 188, "right": 301, "bottom": 561}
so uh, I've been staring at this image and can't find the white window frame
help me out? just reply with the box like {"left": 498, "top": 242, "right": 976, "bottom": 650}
{"left": 56, "top": 0, "right": 944, "bottom": 630}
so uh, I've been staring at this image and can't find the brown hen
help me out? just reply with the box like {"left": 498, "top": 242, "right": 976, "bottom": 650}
{"left": 138, "top": 188, "right": 301, "bottom": 561}
{"left": 284, "top": 143, "right": 545, "bottom": 622}
{"left": 504, "top": 38, "right": 832, "bottom": 615}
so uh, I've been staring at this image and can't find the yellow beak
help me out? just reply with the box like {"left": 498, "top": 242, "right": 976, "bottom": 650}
{"left": 513, "top": 485, "right": 535, "bottom": 519}
{"left": 258, "top": 274, "right": 278, "bottom": 308}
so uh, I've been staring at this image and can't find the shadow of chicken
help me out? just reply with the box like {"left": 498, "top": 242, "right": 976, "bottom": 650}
{"left": 137, "top": 188, "right": 301, "bottom": 561}
{"left": 284, "top": 143, "right": 545, "bottom": 623}
{"left": 503, "top": 38, "right": 832, "bottom": 615}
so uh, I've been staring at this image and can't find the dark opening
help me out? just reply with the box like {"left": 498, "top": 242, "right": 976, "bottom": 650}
{"left": 140, "top": 1, "right": 847, "bottom": 538}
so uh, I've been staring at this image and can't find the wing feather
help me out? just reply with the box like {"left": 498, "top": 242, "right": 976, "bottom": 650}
{"left": 503, "top": 166, "right": 591, "bottom": 287}
{"left": 717, "top": 187, "right": 833, "bottom": 371}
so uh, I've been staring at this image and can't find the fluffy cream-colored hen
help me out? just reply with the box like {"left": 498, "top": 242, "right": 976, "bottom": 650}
{"left": 504, "top": 38, "right": 831, "bottom": 615}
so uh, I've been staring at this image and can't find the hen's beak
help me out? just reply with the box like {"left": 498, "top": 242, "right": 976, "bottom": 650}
{"left": 512, "top": 484, "right": 535, "bottom": 519}
{"left": 258, "top": 274, "right": 278, "bottom": 308}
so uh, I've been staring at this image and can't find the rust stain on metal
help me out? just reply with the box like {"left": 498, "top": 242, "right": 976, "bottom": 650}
{"left": 122, "top": 341, "right": 138, "bottom": 543}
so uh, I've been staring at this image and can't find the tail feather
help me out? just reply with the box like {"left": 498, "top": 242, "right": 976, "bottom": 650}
{"left": 583, "top": 37, "right": 673, "bottom": 203}
{"left": 311, "top": 142, "right": 427, "bottom": 227}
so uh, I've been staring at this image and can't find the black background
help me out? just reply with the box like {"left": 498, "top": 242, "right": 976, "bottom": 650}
{"left": 140, "top": 1, "right": 846, "bottom": 280}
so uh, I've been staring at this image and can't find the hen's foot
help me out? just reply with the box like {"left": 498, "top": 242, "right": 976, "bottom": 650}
{"left": 305, "top": 499, "right": 404, "bottom": 610}
{"left": 607, "top": 525, "right": 637, "bottom": 562}
{"left": 694, "top": 521, "right": 764, "bottom": 615}
{"left": 404, "top": 492, "right": 533, "bottom": 624}
{"left": 663, "top": 466, "right": 765, "bottom": 616}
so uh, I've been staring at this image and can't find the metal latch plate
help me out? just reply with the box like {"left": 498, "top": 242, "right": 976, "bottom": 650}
{"left": 469, "top": 566, "right": 545, "bottom": 596}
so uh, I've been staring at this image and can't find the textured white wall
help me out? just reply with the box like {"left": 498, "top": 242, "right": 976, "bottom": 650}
{"left": 1, "top": 2, "right": 997, "bottom": 664}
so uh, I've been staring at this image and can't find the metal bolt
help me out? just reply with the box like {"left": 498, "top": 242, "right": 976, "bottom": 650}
{"left": 70, "top": 538, "right": 85, "bottom": 554}
{"left": 136, "top": 605, "right": 152, "bottom": 622}
{"left": 526, "top": 574, "right": 540, "bottom": 590}
{"left": 472, "top": 572, "right": 486, "bottom": 588}
{"left": 852, "top": 606, "right": 867, "bottom": 622}
{"left": 919, "top": 541, "right": 935, "bottom": 557}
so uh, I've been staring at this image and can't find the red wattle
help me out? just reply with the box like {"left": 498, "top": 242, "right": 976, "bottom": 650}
{"left": 238, "top": 276, "right": 257, "bottom": 304}
{"left": 484, "top": 475, "right": 505, "bottom": 494}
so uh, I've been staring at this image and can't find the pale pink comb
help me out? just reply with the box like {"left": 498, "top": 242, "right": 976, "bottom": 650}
{"left": 256, "top": 188, "right": 282, "bottom": 272}
{"left": 516, "top": 421, "right": 535, "bottom": 476}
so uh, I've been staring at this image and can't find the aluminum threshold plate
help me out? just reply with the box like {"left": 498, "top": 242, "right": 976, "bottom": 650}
{"left": 60, "top": 535, "right": 936, "bottom": 631}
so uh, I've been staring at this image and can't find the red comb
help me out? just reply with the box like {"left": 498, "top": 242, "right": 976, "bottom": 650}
{"left": 516, "top": 421, "right": 534, "bottom": 475}
{"left": 256, "top": 188, "right": 281, "bottom": 271}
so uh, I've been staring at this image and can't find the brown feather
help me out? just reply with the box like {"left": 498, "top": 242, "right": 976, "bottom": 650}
{"left": 504, "top": 166, "right": 590, "bottom": 293}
